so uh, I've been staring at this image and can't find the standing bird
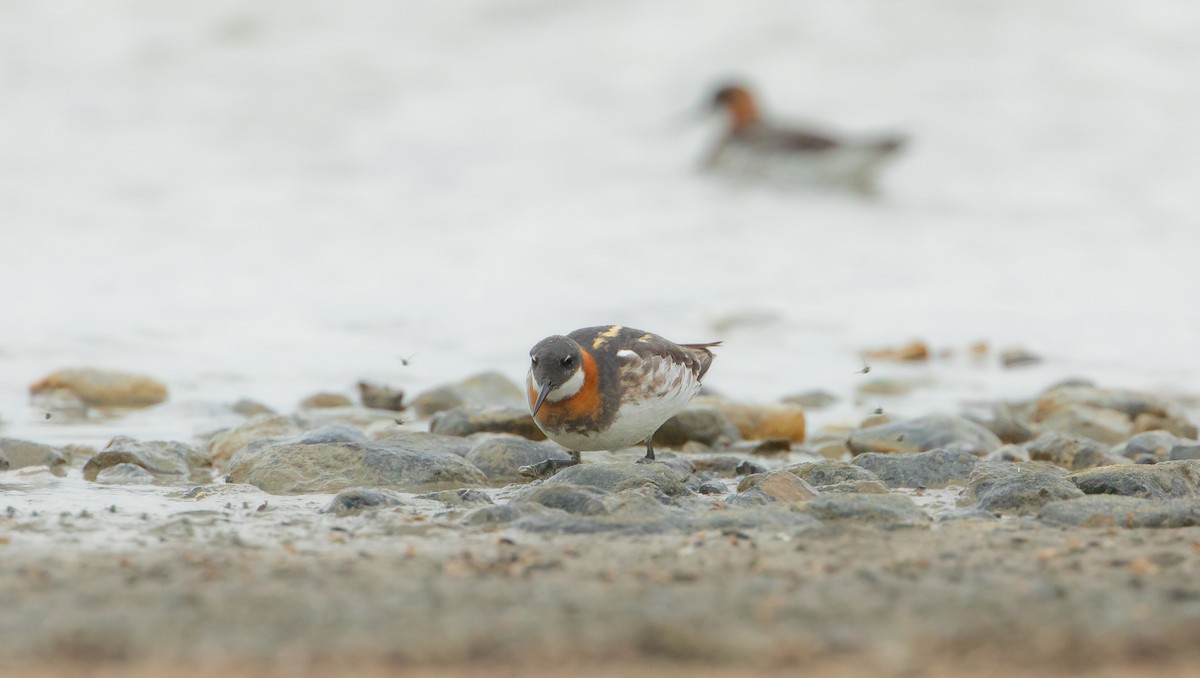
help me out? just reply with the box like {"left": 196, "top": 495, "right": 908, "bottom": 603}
{"left": 704, "top": 82, "right": 907, "bottom": 192}
{"left": 520, "top": 325, "right": 719, "bottom": 479}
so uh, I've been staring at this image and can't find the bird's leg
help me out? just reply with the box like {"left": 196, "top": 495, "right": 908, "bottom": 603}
{"left": 635, "top": 436, "right": 656, "bottom": 464}
{"left": 519, "top": 450, "right": 581, "bottom": 479}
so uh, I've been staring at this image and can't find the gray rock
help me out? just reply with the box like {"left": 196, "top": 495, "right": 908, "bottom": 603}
{"left": 516, "top": 484, "right": 611, "bottom": 515}
{"left": 848, "top": 415, "right": 1001, "bottom": 456}
{"left": 697, "top": 480, "right": 728, "bottom": 495}
{"left": 29, "top": 368, "right": 168, "bottom": 408}
{"left": 1037, "top": 404, "right": 1132, "bottom": 445}
{"left": 1170, "top": 443, "right": 1200, "bottom": 461}
{"left": 465, "top": 435, "right": 574, "bottom": 484}
{"left": 291, "top": 405, "right": 404, "bottom": 430}
{"left": 1038, "top": 495, "right": 1200, "bottom": 528}
{"left": 370, "top": 431, "right": 474, "bottom": 457}
{"left": 818, "top": 480, "right": 889, "bottom": 494}
{"left": 984, "top": 445, "right": 1031, "bottom": 462}
{"left": 782, "top": 390, "right": 838, "bottom": 409}
{"left": 1113, "top": 431, "right": 1186, "bottom": 462}
{"left": 0, "top": 438, "right": 67, "bottom": 469}
{"left": 1034, "top": 385, "right": 1174, "bottom": 421}
{"left": 963, "top": 462, "right": 1084, "bottom": 515}
{"left": 463, "top": 504, "right": 530, "bottom": 526}
{"left": 999, "top": 347, "right": 1042, "bottom": 368}
{"left": 851, "top": 448, "right": 978, "bottom": 488}
{"left": 94, "top": 463, "right": 156, "bottom": 485}
{"left": 411, "top": 371, "right": 525, "bottom": 417}
{"left": 975, "top": 403, "right": 1036, "bottom": 445}
{"left": 324, "top": 488, "right": 406, "bottom": 515}
{"left": 84, "top": 437, "right": 210, "bottom": 484}
{"left": 1066, "top": 460, "right": 1200, "bottom": 500}
{"left": 1132, "top": 412, "right": 1198, "bottom": 439}
{"left": 1025, "top": 432, "right": 1129, "bottom": 471}
{"left": 416, "top": 489, "right": 494, "bottom": 507}
{"left": 544, "top": 462, "right": 692, "bottom": 497}
{"left": 734, "top": 469, "right": 819, "bottom": 502}
{"left": 689, "top": 455, "right": 755, "bottom": 477}
{"left": 801, "top": 494, "right": 930, "bottom": 528}
{"left": 357, "top": 381, "right": 405, "bottom": 411}
{"left": 785, "top": 461, "right": 880, "bottom": 487}
{"left": 429, "top": 407, "right": 546, "bottom": 441}
{"left": 299, "top": 392, "right": 354, "bottom": 409}
{"left": 653, "top": 408, "right": 740, "bottom": 447}
{"left": 938, "top": 508, "right": 999, "bottom": 522}
{"left": 0, "top": 451, "right": 9, "bottom": 471}
{"left": 231, "top": 399, "right": 275, "bottom": 417}
{"left": 207, "top": 414, "right": 303, "bottom": 469}
{"left": 734, "top": 460, "right": 767, "bottom": 476}
{"left": 226, "top": 437, "right": 487, "bottom": 495}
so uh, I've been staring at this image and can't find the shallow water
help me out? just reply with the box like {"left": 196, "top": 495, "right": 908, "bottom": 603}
{"left": 1, "top": 0, "right": 1198, "bottom": 447}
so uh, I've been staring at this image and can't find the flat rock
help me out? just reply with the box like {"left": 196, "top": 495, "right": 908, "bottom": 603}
{"left": 0, "top": 438, "right": 67, "bottom": 469}
{"left": 84, "top": 437, "right": 210, "bottom": 484}
{"left": 207, "top": 414, "right": 303, "bottom": 469}
{"left": 544, "top": 462, "right": 691, "bottom": 497}
{"left": 291, "top": 406, "right": 403, "bottom": 430}
{"left": 785, "top": 461, "right": 880, "bottom": 487}
{"left": 653, "top": 407, "right": 741, "bottom": 447}
{"left": 963, "top": 462, "right": 1084, "bottom": 515}
{"left": 852, "top": 449, "right": 978, "bottom": 488}
{"left": 516, "top": 484, "right": 612, "bottom": 515}
{"left": 848, "top": 415, "right": 1001, "bottom": 456}
{"left": 357, "top": 381, "right": 405, "bottom": 411}
{"left": 1038, "top": 495, "right": 1200, "bottom": 528}
{"left": 1066, "top": 461, "right": 1200, "bottom": 500}
{"left": 781, "top": 390, "right": 838, "bottom": 409}
{"left": 94, "top": 463, "right": 156, "bottom": 485}
{"left": 299, "top": 392, "right": 354, "bottom": 409}
{"left": 1133, "top": 412, "right": 1198, "bottom": 439}
{"left": 410, "top": 371, "right": 525, "bottom": 417}
{"left": 702, "top": 400, "right": 807, "bottom": 443}
{"left": 1025, "top": 432, "right": 1129, "bottom": 471}
{"left": 226, "top": 437, "right": 487, "bottom": 495}
{"left": 1037, "top": 404, "right": 1132, "bottom": 445}
{"left": 416, "top": 489, "right": 494, "bottom": 507}
{"left": 429, "top": 407, "right": 546, "bottom": 441}
{"left": 29, "top": 368, "right": 168, "bottom": 408}
{"left": 1170, "top": 443, "right": 1200, "bottom": 461}
{"left": 976, "top": 403, "right": 1036, "bottom": 444}
{"left": 324, "top": 488, "right": 407, "bottom": 515}
{"left": 465, "top": 435, "right": 573, "bottom": 483}
{"left": 370, "top": 431, "right": 474, "bottom": 457}
{"left": 1033, "top": 385, "right": 1175, "bottom": 421}
{"left": 231, "top": 399, "right": 275, "bottom": 416}
{"left": 735, "top": 469, "right": 820, "bottom": 502}
{"left": 800, "top": 494, "right": 930, "bottom": 528}
{"left": 819, "top": 480, "right": 889, "bottom": 494}
{"left": 1113, "top": 431, "right": 1186, "bottom": 463}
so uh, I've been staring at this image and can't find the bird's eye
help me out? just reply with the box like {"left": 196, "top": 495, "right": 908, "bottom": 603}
{"left": 531, "top": 357, "right": 539, "bottom": 366}
{"left": 561, "top": 356, "right": 573, "bottom": 367}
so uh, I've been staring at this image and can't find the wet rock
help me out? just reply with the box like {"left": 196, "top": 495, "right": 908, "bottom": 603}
{"left": 1037, "top": 405, "right": 1132, "bottom": 445}
{"left": 1025, "top": 432, "right": 1128, "bottom": 471}
{"left": 416, "top": 488, "right": 494, "bottom": 506}
{"left": 0, "top": 438, "right": 67, "bottom": 469}
{"left": 324, "top": 488, "right": 406, "bottom": 515}
{"left": 226, "top": 436, "right": 487, "bottom": 494}
{"left": 848, "top": 415, "right": 1001, "bottom": 456}
{"left": 94, "top": 463, "right": 156, "bottom": 485}
{"left": 863, "top": 340, "right": 929, "bottom": 362}
{"left": 29, "top": 368, "right": 168, "bottom": 408}
{"left": 781, "top": 390, "right": 837, "bottom": 409}
{"left": 299, "top": 392, "right": 353, "bottom": 409}
{"left": 1170, "top": 442, "right": 1200, "bottom": 461}
{"left": 999, "top": 347, "right": 1041, "bottom": 368}
{"left": 852, "top": 449, "right": 978, "bottom": 488}
{"left": 800, "top": 494, "right": 930, "bottom": 528}
{"left": 975, "top": 403, "right": 1036, "bottom": 445}
{"left": 653, "top": 408, "right": 741, "bottom": 447}
{"left": 544, "top": 462, "right": 691, "bottom": 497}
{"left": 371, "top": 431, "right": 474, "bottom": 457}
{"left": 1038, "top": 495, "right": 1200, "bottom": 528}
{"left": 231, "top": 399, "right": 275, "bottom": 417}
{"left": 410, "top": 371, "right": 525, "bottom": 417}
{"left": 465, "top": 435, "right": 573, "bottom": 483}
{"left": 1066, "top": 461, "right": 1200, "bottom": 500}
{"left": 516, "top": 484, "right": 611, "bottom": 515}
{"left": 735, "top": 469, "right": 819, "bottom": 502}
{"left": 207, "top": 414, "right": 303, "bottom": 469}
{"left": 1132, "top": 413, "right": 1198, "bottom": 439}
{"left": 785, "top": 461, "right": 880, "bottom": 487}
{"left": 963, "top": 462, "right": 1084, "bottom": 515}
{"left": 84, "top": 437, "right": 210, "bottom": 484}
{"left": 429, "top": 407, "right": 546, "bottom": 441}
{"left": 357, "top": 381, "right": 405, "bottom": 411}
{"left": 984, "top": 445, "right": 1031, "bottom": 462}
{"left": 1113, "top": 431, "right": 1186, "bottom": 463}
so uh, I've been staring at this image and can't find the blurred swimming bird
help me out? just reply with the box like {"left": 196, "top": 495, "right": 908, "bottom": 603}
{"left": 705, "top": 82, "right": 907, "bottom": 192}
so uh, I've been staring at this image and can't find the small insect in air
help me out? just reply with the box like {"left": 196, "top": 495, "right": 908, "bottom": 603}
{"left": 44, "top": 412, "right": 52, "bottom": 420}
{"left": 854, "top": 360, "right": 871, "bottom": 375}
{"left": 397, "top": 353, "right": 416, "bottom": 367}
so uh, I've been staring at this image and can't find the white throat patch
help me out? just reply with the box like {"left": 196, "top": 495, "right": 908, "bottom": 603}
{"left": 545, "top": 366, "right": 585, "bottom": 402}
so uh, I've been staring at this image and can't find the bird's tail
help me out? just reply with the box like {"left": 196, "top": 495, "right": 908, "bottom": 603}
{"left": 681, "top": 341, "right": 721, "bottom": 380}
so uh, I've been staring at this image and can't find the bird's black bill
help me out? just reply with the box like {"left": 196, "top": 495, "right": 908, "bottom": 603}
{"left": 531, "top": 381, "right": 553, "bottom": 416}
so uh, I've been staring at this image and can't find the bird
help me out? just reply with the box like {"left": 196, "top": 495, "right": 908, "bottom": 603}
{"left": 704, "top": 82, "right": 907, "bottom": 192}
{"left": 519, "top": 325, "right": 719, "bottom": 479}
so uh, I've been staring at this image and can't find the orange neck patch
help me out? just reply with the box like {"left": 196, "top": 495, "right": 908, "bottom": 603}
{"left": 726, "top": 90, "right": 760, "bottom": 130}
{"left": 529, "top": 349, "right": 602, "bottom": 426}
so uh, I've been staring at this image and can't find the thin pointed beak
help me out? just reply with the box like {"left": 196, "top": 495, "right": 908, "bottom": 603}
{"left": 531, "top": 380, "right": 553, "bottom": 416}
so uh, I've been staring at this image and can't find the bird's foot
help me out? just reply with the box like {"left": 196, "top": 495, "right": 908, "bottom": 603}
{"left": 519, "top": 457, "right": 580, "bottom": 480}
{"left": 634, "top": 456, "right": 657, "bottom": 465}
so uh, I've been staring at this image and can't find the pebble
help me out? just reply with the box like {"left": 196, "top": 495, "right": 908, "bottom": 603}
{"left": 465, "top": 435, "right": 574, "bottom": 483}
{"left": 735, "top": 469, "right": 820, "bottom": 502}
{"left": 963, "top": 462, "right": 1084, "bottom": 515}
{"left": 781, "top": 390, "right": 838, "bottom": 409}
{"left": 83, "top": 437, "right": 210, "bottom": 484}
{"left": 1025, "top": 432, "right": 1128, "bottom": 471}
{"left": 29, "top": 367, "right": 168, "bottom": 408}
{"left": 1038, "top": 495, "right": 1200, "bottom": 528}
{"left": 852, "top": 448, "right": 979, "bottom": 488}
{"left": 429, "top": 407, "right": 546, "bottom": 441}
{"left": 410, "top": 371, "right": 525, "bottom": 417}
{"left": 848, "top": 415, "right": 1001, "bottom": 456}
{"left": 1113, "top": 431, "right": 1186, "bottom": 463}
{"left": 653, "top": 407, "right": 741, "bottom": 447}
{"left": 1066, "top": 461, "right": 1200, "bottom": 500}
{"left": 999, "top": 347, "right": 1041, "bottom": 368}
{"left": 1036, "top": 404, "right": 1132, "bottom": 445}
{"left": 299, "top": 392, "right": 354, "bottom": 409}
{"left": 94, "top": 463, "right": 157, "bottom": 485}
{"left": 544, "top": 462, "right": 691, "bottom": 497}
{"left": 516, "top": 484, "right": 611, "bottom": 516}
{"left": 207, "top": 414, "right": 303, "bottom": 469}
{"left": 0, "top": 438, "right": 67, "bottom": 470}
{"left": 785, "top": 461, "right": 880, "bottom": 487}
{"left": 357, "top": 381, "right": 406, "bottom": 411}
{"left": 800, "top": 494, "right": 930, "bottom": 528}
{"left": 324, "top": 488, "right": 407, "bottom": 515}
{"left": 231, "top": 399, "right": 275, "bottom": 417}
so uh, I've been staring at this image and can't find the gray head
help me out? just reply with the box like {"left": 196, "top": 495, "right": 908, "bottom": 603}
{"left": 528, "top": 335, "right": 583, "bottom": 415}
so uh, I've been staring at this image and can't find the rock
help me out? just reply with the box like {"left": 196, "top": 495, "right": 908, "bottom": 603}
{"left": 848, "top": 416, "right": 1001, "bottom": 456}
{"left": 1113, "top": 431, "right": 1186, "bottom": 463}
{"left": 689, "top": 456, "right": 754, "bottom": 477}
{"left": 0, "top": 451, "right": 8, "bottom": 471}
{"left": 976, "top": 403, "right": 1036, "bottom": 445}
{"left": 653, "top": 408, "right": 741, "bottom": 447}
{"left": 694, "top": 398, "right": 805, "bottom": 443}
{"left": 544, "top": 462, "right": 691, "bottom": 497}
{"left": 1066, "top": 461, "right": 1200, "bottom": 500}
{"left": 207, "top": 414, "right": 303, "bottom": 469}
{"left": 963, "top": 462, "right": 1084, "bottom": 514}
{"left": 999, "top": 347, "right": 1041, "bottom": 368}
{"left": 697, "top": 480, "right": 728, "bottom": 495}
{"left": 29, "top": 368, "right": 168, "bottom": 408}
{"left": 809, "top": 439, "right": 850, "bottom": 460}
{"left": 226, "top": 436, "right": 487, "bottom": 494}
{"left": 371, "top": 431, "right": 474, "bottom": 457}
{"left": 852, "top": 449, "right": 979, "bottom": 488}
{"left": 1037, "top": 405, "right": 1132, "bottom": 445}
{"left": 299, "top": 392, "right": 354, "bottom": 409}
{"left": 725, "top": 439, "right": 791, "bottom": 457}
{"left": 856, "top": 379, "right": 918, "bottom": 396}
{"left": 1033, "top": 385, "right": 1175, "bottom": 422}
{"left": 83, "top": 437, "right": 210, "bottom": 484}
{"left": 465, "top": 435, "right": 573, "bottom": 483}
{"left": 984, "top": 445, "right": 1031, "bottom": 462}
{"left": 781, "top": 390, "right": 837, "bottom": 410}
{"left": 1170, "top": 443, "right": 1200, "bottom": 461}
{"left": 516, "top": 484, "right": 611, "bottom": 515}
{"left": 94, "top": 463, "right": 156, "bottom": 485}
{"left": 1025, "top": 432, "right": 1128, "bottom": 471}
{"left": 785, "top": 461, "right": 880, "bottom": 487}
{"left": 416, "top": 489, "right": 493, "bottom": 507}
{"left": 801, "top": 494, "right": 930, "bottom": 528}
{"left": 463, "top": 504, "right": 529, "bottom": 526}
{"left": 410, "top": 371, "right": 525, "bottom": 417}
{"left": 1038, "top": 495, "right": 1200, "bottom": 528}
{"left": 0, "top": 438, "right": 67, "bottom": 469}
{"left": 863, "top": 340, "right": 929, "bottom": 362}
{"left": 291, "top": 406, "right": 405, "bottom": 430}
{"left": 1132, "top": 413, "right": 1198, "bottom": 439}
{"left": 231, "top": 399, "right": 275, "bottom": 417}
{"left": 734, "top": 460, "right": 767, "bottom": 476}
{"left": 819, "top": 480, "right": 889, "bottom": 494}
{"left": 324, "top": 488, "right": 406, "bottom": 515}
{"left": 429, "top": 407, "right": 546, "bottom": 441}
{"left": 735, "top": 469, "right": 820, "bottom": 502}
{"left": 357, "top": 381, "right": 405, "bottom": 411}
